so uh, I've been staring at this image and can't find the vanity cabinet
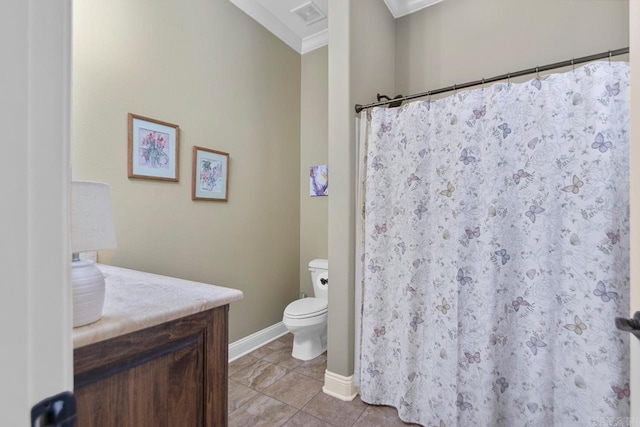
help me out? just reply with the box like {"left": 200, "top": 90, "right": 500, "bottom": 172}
{"left": 72, "top": 265, "right": 243, "bottom": 427}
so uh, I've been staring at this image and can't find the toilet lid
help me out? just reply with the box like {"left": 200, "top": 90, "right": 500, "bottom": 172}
{"left": 284, "top": 297, "right": 327, "bottom": 319}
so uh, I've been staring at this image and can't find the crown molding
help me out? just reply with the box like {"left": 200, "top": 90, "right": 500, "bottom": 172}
{"left": 301, "top": 28, "right": 328, "bottom": 54}
{"left": 230, "top": 0, "right": 445, "bottom": 55}
{"left": 383, "top": 0, "right": 445, "bottom": 18}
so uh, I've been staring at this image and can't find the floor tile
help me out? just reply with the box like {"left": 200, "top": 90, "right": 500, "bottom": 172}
{"left": 353, "top": 404, "right": 416, "bottom": 426}
{"left": 263, "top": 346, "right": 304, "bottom": 370}
{"left": 294, "top": 352, "right": 327, "bottom": 381}
{"left": 230, "top": 358, "right": 289, "bottom": 391}
{"left": 248, "top": 335, "right": 292, "bottom": 359}
{"left": 248, "top": 346, "right": 276, "bottom": 359}
{"left": 274, "top": 333, "right": 294, "bottom": 347}
{"left": 301, "top": 392, "right": 367, "bottom": 427}
{"left": 263, "top": 371, "right": 323, "bottom": 409}
{"left": 229, "top": 394, "right": 297, "bottom": 427}
{"left": 264, "top": 335, "right": 294, "bottom": 351}
{"left": 283, "top": 410, "right": 336, "bottom": 427}
{"left": 228, "top": 336, "right": 409, "bottom": 427}
{"left": 228, "top": 354, "right": 260, "bottom": 377}
{"left": 228, "top": 380, "right": 259, "bottom": 414}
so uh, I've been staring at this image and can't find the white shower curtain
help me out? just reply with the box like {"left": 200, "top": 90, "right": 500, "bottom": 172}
{"left": 356, "top": 62, "right": 630, "bottom": 426}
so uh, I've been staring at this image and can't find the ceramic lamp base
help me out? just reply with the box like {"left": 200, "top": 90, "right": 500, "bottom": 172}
{"left": 72, "top": 259, "right": 105, "bottom": 327}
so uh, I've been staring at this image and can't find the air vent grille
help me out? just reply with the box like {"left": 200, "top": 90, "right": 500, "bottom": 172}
{"left": 291, "top": 1, "right": 326, "bottom": 26}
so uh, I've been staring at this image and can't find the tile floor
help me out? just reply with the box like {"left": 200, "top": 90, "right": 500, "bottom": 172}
{"left": 228, "top": 333, "right": 418, "bottom": 427}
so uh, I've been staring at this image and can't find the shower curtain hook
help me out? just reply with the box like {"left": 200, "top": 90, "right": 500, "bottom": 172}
{"left": 507, "top": 73, "right": 511, "bottom": 86}
{"left": 536, "top": 66, "right": 540, "bottom": 80}
{"left": 609, "top": 50, "right": 612, "bottom": 64}
{"left": 571, "top": 58, "right": 575, "bottom": 72}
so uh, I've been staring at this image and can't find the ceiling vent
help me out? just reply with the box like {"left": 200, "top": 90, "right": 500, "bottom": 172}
{"left": 291, "top": 1, "right": 326, "bottom": 26}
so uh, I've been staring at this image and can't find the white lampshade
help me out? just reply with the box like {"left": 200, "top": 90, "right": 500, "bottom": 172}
{"left": 71, "top": 181, "right": 117, "bottom": 253}
{"left": 70, "top": 181, "right": 117, "bottom": 327}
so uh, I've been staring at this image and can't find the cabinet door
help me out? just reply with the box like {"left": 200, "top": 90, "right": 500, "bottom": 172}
{"left": 74, "top": 307, "right": 228, "bottom": 427}
{"left": 76, "top": 334, "right": 203, "bottom": 426}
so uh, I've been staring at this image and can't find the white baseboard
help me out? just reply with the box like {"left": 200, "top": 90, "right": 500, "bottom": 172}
{"left": 322, "top": 370, "right": 359, "bottom": 401}
{"left": 228, "top": 321, "right": 289, "bottom": 362}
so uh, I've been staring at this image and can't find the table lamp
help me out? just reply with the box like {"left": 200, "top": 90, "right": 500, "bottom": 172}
{"left": 71, "top": 181, "right": 117, "bottom": 327}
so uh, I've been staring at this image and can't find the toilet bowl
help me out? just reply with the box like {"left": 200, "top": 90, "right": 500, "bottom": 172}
{"left": 283, "top": 259, "right": 328, "bottom": 361}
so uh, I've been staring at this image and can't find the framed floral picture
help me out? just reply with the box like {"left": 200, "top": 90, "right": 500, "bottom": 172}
{"left": 128, "top": 113, "right": 180, "bottom": 181}
{"left": 192, "top": 146, "right": 229, "bottom": 202}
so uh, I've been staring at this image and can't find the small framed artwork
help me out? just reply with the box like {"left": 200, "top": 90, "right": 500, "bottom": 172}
{"left": 128, "top": 113, "right": 180, "bottom": 181}
{"left": 192, "top": 146, "right": 230, "bottom": 202}
{"left": 310, "top": 165, "right": 328, "bottom": 196}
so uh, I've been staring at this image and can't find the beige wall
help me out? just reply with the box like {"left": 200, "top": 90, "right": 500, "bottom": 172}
{"left": 395, "top": 0, "right": 629, "bottom": 95}
{"left": 327, "top": 0, "right": 395, "bottom": 377}
{"left": 72, "top": 0, "right": 301, "bottom": 342}
{"left": 300, "top": 47, "right": 329, "bottom": 296}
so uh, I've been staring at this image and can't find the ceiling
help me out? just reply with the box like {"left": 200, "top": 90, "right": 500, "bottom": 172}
{"left": 229, "top": 0, "right": 444, "bottom": 54}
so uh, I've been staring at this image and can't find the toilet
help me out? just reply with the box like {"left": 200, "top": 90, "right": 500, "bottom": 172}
{"left": 283, "top": 259, "right": 328, "bottom": 361}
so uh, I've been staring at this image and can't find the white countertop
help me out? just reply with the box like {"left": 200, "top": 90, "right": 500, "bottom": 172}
{"left": 72, "top": 264, "right": 244, "bottom": 348}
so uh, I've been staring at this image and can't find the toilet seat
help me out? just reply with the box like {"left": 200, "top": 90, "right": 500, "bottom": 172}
{"left": 284, "top": 297, "right": 327, "bottom": 319}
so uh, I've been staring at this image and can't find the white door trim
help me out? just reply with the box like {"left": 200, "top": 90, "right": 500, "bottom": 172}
{"left": 0, "top": 0, "right": 73, "bottom": 424}
{"left": 629, "top": 0, "right": 639, "bottom": 420}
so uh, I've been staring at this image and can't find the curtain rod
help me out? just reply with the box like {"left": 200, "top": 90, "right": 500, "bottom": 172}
{"left": 354, "top": 47, "right": 630, "bottom": 114}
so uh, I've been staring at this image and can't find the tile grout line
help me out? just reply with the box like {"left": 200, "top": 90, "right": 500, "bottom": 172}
{"left": 228, "top": 389, "right": 262, "bottom": 418}
{"left": 348, "top": 404, "right": 368, "bottom": 427}
{"left": 232, "top": 334, "right": 385, "bottom": 427}
{"left": 267, "top": 386, "right": 322, "bottom": 411}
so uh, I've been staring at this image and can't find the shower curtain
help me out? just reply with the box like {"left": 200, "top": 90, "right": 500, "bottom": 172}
{"left": 356, "top": 62, "right": 630, "bottom": 426}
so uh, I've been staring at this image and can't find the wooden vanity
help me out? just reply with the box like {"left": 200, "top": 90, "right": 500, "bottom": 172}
{"left": 72, "top": 265, "right": 243, "bottom": 426}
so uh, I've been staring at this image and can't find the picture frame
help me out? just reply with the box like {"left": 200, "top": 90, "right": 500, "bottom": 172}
{"left": 192, "top": 146, "right": 230, "bottom": 202}
{"left": 128, "top": 113, "right": 180, "bottom": 181}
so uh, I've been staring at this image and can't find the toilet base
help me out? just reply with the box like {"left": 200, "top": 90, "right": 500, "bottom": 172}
{"left": 291, "top": 331, "right": 327, "bottom": 361}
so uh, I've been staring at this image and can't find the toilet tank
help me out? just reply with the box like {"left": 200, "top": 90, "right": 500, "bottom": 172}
{"left": 308, "top": 259, "right": 328, "bottom": 301}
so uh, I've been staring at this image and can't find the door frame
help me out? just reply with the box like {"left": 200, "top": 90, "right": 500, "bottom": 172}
{"left": 629, "top": 0, "right": 639, "bottom": 418}
{"left": 0, "top": 0, "right": 73, "bottom": 424}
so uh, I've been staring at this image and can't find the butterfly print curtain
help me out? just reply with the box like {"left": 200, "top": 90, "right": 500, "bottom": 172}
{"left": 355, "top": 62, "right": 630, "bottom": 426}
